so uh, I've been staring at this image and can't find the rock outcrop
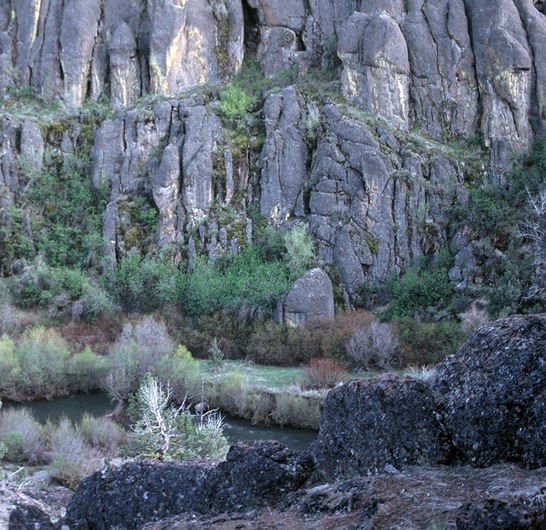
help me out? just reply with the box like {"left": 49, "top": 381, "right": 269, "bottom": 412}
{"left": 276, "top": 268, "right": 334, "bottom": 326}
{"left": 311, "top": 314, "right": 546, "bottom": 478}
{"left": 434, "top": 313, "right": 546, "bottom": 467}
{"left": 1, "top": 1, "right": 546, "bottom": 299}
{"left": 63, "top": 441, "right": 311, "bottom": 529}
{"left": 310, "top": 374, "right": 452, "bottom": 479}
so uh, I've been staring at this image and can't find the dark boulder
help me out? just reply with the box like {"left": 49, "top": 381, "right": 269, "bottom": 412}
{"left": 63, "top": 460, "right": 210, "bottom": 529}
{"left": 456, "top": 497, "right": 546, "bottom": 529}
{"left": 63, "top": 441, "right": 311, "bottom": 529}
{"left": 205, "top": 440, "right": 312, "bottom": 513}
{"left": 434, "top": 314, "right": 546, "bottom": 467}
{"left": 9, "top": 504, "right": 53, "bottom": 530}
{"left": 310, "top": 374, "right": 452, "bottom": 479}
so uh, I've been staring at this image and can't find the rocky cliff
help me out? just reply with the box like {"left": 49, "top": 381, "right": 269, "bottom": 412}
{"left": 1, "top": 1, "right": 546, "bottom": 306}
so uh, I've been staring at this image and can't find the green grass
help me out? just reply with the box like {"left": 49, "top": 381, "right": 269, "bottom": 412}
{"left": 198, "top": 360, "right": 377, "bottom": 390}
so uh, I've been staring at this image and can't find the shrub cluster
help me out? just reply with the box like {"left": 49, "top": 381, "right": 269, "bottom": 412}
{"left": 0, "top": 406, "right": 124, "bottom": 489}
{"left": 0, "top": 328, "right": 106, "bottom": 400}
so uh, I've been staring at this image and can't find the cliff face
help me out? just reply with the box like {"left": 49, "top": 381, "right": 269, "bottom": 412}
{"left": 1, "top": 0, "right": 545, "bottom": 302}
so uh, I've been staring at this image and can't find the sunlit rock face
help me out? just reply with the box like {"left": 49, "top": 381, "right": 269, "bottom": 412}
{"left": 0, "top": 0, "right": 244, "bottom": 106}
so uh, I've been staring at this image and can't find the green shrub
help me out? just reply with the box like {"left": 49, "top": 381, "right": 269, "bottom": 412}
{"left": 206, "top": 370, "right": 247, "bottom": 417}
{"left": 208, "top": 338, "right": 225, "bottom": 372}
{"left": 14, "top": 327, "right": 71, "bottom": 399}
{"left": 0, "top": 431, "right": 24, "bottom": 461}
{"left": 49, "top": 417, "right": 102, "bottom": 489}
{"left": 68, "top": 347, "right": 107, "bottom": 393}
{"left": 273, "top": 392, "right": 321, "bottom": 429}
{"left": 105, "top": 316, "right": 177, "bottom": 401}
{"left": 123, "top": 375, "right": 228, "bottom": 460}
{"left": 78, "top": 414, "right": 126, "bottom": 456}
{"left": 0, "top": 408, "right": 44, "bottom": 463}
{"left": 0, "top": 334, "right": 19, "bottom": 396}
{"left": 182, "top": 246, "right": 292, "bottom": 316}
{"left": 156, "top": 345, "right": 202, "bottom": 402}
{"left": 386, "top": 251, "right": 455, "bottom": 319}
{"left": 218, "top": 84, "right": 258, "bottom": 123}
{"left": 396, "top": 318, "right": 464, "bottom": 366}
{"left": 112, "top": 254, "right": 185, "bottom": 312}
{"left": 283, "top": 223, "right": 315, "bottom": 277}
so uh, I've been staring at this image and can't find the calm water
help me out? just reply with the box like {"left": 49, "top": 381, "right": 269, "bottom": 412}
{"left": 3, "top": 393, "right": 317, "bottom": 451}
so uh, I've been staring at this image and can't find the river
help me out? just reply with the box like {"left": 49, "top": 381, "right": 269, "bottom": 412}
{"left": 3, "top": 393, "right": 317, "bottom": 451}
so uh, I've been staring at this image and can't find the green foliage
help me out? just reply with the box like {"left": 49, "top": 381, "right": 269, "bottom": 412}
{"left": 27, "top": 152, "right": 107, "bottom": 268}
{"left": 112, "top": 254, "right": 185, "bottom": 312}
{"left": 14, "top": 327, "right": 70, "bottom": 399}
{"left": 283, "top": 223, "right": 315, "bottom": 277}
{"left": 68, "top": 347, "right": 107, "bottom": 393}
{"left": 218, "top": 84, "right": 258, "bottom": 123}
{"left": 0, "top": 205, "right": 34, "bottom": 274}
{"left": 0, "top": 431, "right": 24, "bottom": 461}
{"left": 123, "top": 375, "right": 228, "bottom": 460}
{"left": 182, "top": 245, "right": 292, "bottom": 316}
{"left": 156, "top": 345, "right": 202, "bottom": 402}
{"left": 385, "top": 250, "right": 455, "bottom": 319}
{"left": 208, "top": 337, "right": 225, "bottom": 372}
{"left": 456, "top": 137, "right": 546, "bottom": 314}
{"left": 396, "top": 318, "right": 464, "bottom": 366}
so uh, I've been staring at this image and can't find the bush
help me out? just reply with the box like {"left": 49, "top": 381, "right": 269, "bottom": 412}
{"left": 49, "top": 417, "right": 103, "bottom": 489}
{"left": 0, "top": 431, "right": 24, "bottom": 461}
{"left": 14, "top": 327, "right": 71, "bottom": 399}
{"left": 272, "top": 392, "right": 322, "bottom": 429}
{"left": 105, "top": 317, "right": 176, "bottom": 401}
{"left": 68, "top": 347, "right": 107, "bottom": 393}
{"left": 299, "top": 358, "right": 348, "bottom": 390}
{"left": 124, "top": 375, "right": 228, "bottom": 460}
{"left": 459, "top": 302, "right": 490, "bottom": 335}
{"left": 208, "top": 338, "right": 225, "bottom": 372}
{"left": 346, "top": 321, "right": 400, "bottom": 369}
{"left": 78, "top": 414, "right": 126, "bottom": 456}
{"left": 396, "top": 318, "right": 464, "bottom": 366}
{"left": 283, "top": 223, "right": 315, "bottom": 277}
{"left": 0, "top": 334, "right": 19, "bottom": 397}
{"left": 0, "top": 408, "right": 45, "bottom": 463}
{"left": 156, "top": 345, "right": 202, "bottom": 402}
{"left": 182, "top": 246, "right": 292, "bottom": 316}
{"left": 112, "top": 255, "right": 185, "bottom": 312}
{"left": 206, "top": 371, "right": 247, "bottom": 417}
{"left": 386, "top": 252, "right": 455, "bottom": 319}
{"left": 218, "top": 84, "right": 258, "bottom": 123}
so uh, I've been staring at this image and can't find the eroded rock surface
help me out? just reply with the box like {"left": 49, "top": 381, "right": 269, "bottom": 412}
{"left": 310, "top": 374, "right": 452, "bottom": 479}
{"left": 434, "top": 313, "right": 546, "bottom": 467}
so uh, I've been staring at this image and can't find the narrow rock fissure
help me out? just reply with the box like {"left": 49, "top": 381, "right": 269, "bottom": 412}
{"left": 242, "top": 0, "right": 260, "bottom": 57}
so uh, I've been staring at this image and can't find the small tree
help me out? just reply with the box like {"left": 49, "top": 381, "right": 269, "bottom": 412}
{"left": 125, "top": 375, "right": 228, "bottom": 460}
{"left": 208, "top": 338, "right": 224, "bottom": 372}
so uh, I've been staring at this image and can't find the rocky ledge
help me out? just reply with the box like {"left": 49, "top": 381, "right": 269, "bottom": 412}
{"left": 9, "top": 314, "right": 546, "bottom": 529}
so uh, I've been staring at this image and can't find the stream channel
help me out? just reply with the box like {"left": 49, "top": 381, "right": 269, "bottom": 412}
{"left": 4, "top": 393, "right": 317, "bottom": 451}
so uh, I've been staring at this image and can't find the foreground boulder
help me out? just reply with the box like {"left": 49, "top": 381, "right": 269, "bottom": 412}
{"left": 63, "top": 441, "right": 311, "bottom": 529}
{"left": 434, "top": 314, "right": 546, "bottom": 467}
{"left": 310, "top": 374, "right": 452, "bottom": 479}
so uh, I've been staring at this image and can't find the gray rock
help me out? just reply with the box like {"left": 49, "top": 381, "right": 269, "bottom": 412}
{"left": 434, "top": 314, "right": 546, "bottom": 467}
{"left": 310, "top": 374, "right": 453, "bottom": 479}
{"left": 339, "top": 11, "right": 410, "bottom": 130}
{"left": 260, "top": 87, "right": 308, "bottom": 222}
{"left": 277, "top": 268, "right": 334, "bottom": 327}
